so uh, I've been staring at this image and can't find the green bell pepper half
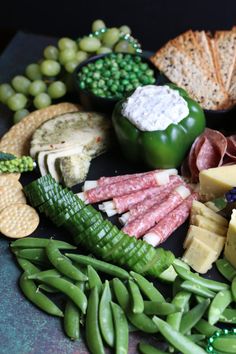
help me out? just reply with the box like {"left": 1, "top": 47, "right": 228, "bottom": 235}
{"left": 112, "top": 84, "right": 206, "bottom": 169}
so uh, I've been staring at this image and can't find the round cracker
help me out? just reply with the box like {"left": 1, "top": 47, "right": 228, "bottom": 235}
{"left": 0, "top": 187, "right": 26, "bottom": 212}
{"left": 0, "top": 173, "right": 21, "bottom": 181}
{"left": 0, "top": 182, "right": 22, "bottom": 193}
{"left": 0, "top": 204, "right": 39, "bottom": 238}
{"left": 0, "top": 102, "right": 81, "bottom": 156}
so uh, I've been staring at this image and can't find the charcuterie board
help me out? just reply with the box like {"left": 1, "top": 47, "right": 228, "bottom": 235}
{"left": 0, "top": 31, "right": 231, "bottom": 354}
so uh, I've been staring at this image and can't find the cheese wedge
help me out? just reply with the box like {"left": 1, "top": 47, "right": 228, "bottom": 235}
{"left": 182, "top": 237, "right": 218, "bottom": 273}
{"left": 199, "top": 165, "right": 236, "bottom": 199}
{"left": 190, "top": 200, "right": 228, "bottom": 227}
{"left": 184, "top": 225, "right": 225, "bottom": 257}
{"left": 224, "top": 209, "right": 236, "bottom": 268}
{"left": 204, "top": 201, "right": 221, "bottom": 213}
{"left": 191, "top": 214, "right": 227, "bottom": 236}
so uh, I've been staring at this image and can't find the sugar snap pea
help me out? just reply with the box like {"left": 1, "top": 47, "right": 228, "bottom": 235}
{"left": 11, "top": 237, "right": 76, "bottom": 249}
{"left": 231, "top": 276, "right": 236, "bottom": 301}
{"left": 112, "top": 278, "right": 158, "bottom": 333}
{"left": 111, "top": 302, "right": 129, "bottom": 354}
{"left": 194, "top": 318, "right": 219, "bottom": 337}
{"left": 172, "top": 276, "right": 183, "bottom": 297}
{"left": 180, "top": 280, "right": 216, "bottom": 298}
{"left": 144, "top": 301, "right": 180, "bottom": 316}
{"left": 174, "top": 264, "right": 229, "bottom": 292}
{"left": 46, "top": 241, "right": 87, "bottom": 282}
{"left": 213, "top": 336, "right": 236, "bottom": 353}
{"left": 138, "top": 342, "right": 167, "bottom": 354}
{"left": 29, "top": 275, "right": 87, "bottom": 314}
{"left": 27, "top": 269, "right": 61, "bottom": 279}
{"left": 87, "top": 265, "right": 103, "bottom": 294}
{"left": 19, "top": 271, "right": 63, "bottom": 317}
{"left": 130, "top": 271, "right": 165, "bottom": 302}
{"left": 219, "top": 308, "right": 236, "bottom": 324}
{"left": 128, "top": 279, "right": 144, "bottom": 314}
{"left": 208, "top": 289, "right": 233, "bottom": 325}
{"left": 186, "top": 334, "right": 206, "bottom": 343}
{"left": 13, "top": 248, "right": 49, "bottom": 263}
{"left": 99, "top": 280, "right": 114, "bottom": 347}
{"left": 216, "top": 258, "right": 236, "bottom": 282}
{"left": 195, "top": 295, "right": 205, "bottom": 303}
{"left": 153, "top": 316, "right": 206, "bottom": 354}
{"left": 64, "top": 282, "right": 84, "bottom": 340}
{"left": 167, "top": 291, "right": 191, "bottom": 330}
{"left": 86, "top": 286, "right": 105, "bottom": 354}
{"left": 180, "top": 299, "right": 210, "bottom": 334}
{"left": 66, "top": 254, "right": 130, "bottom": 279}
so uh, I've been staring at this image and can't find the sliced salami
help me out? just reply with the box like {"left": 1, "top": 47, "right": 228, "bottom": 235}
{"left": 114, "top": 175, "right": 183, "bottom": 214}
{"left": 122, "top": 185, "right": 191, "bottom": 238}
{"left": 143, "top": 193, "right": 198, "bottom": 247}
{"left": 98, "top": 170, "right": 160, "bottom": 186}
{"left": 196, "top": 137, "right": 219, "bottom": 171}
{"left": 225, "top": 136, "right": 236, "bottom": 162}
{"left": 203, "top": 128, "right": 227, "bottom": 166}
{"left": 187, "top": 134, "right": 205, "bottom": 182}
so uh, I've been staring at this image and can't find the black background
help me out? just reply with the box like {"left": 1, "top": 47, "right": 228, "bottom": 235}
{"left": 0, "top": 0, "right": 235, "bottom": 52}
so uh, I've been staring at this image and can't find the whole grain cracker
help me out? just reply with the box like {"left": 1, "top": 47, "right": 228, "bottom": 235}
{"left": 0, "top": 173, "right": 21, "bottom": 181}
{"left": 0, "top": 204, "right": 39, "bottom": 238}
{"left": 0, "top": 181, "right": 22, "bottom": 192}
{"left": 0, "top": 102, "right": 81, "bottom": 156}
{"left": 0, "top": 187, "right": 26, "bottom": 211}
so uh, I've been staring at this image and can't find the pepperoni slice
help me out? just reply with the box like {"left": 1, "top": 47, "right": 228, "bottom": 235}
{"left": 196, "top": 137, "right": 220, "bottom": 171}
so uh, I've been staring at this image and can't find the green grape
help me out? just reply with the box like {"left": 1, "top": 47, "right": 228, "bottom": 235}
{"left": 33, "top": 93, "right": 51, "bottom": 109}
{"left": 65, "top": 60, "right": 79, "bottom": 73}
{"left": 96, "top": 47, "right": 112, "bottom": 54}
{"left": 0, "top": 83, "right": 15, "bottom": 104}
{"left": 48, "top": 81, "right": 66, "bottom": 99}
{"left": 58, "top": 37, "right": 77, "bottom": 51}
{"left": 44, "top": 45, "right": 59, "bottom": 60}
{"left": 59, "top": 48, "right": 76, "bottom": 65}
{"left": 76, "top": 51, "right": 89, "bottom": 63}
{"left": 40, "top": 60, "right": 61, "bottom": 77}
{"left": 7, "top": 93, "right": 27, "bottom": 111}
{"left": 11, "top": 75, "right": 31, "bottom": 94}
{"left": 13, "top": 109, "right": 29, "bottom": 124}
{"left": 79, "top": 37, "right": 101, "bottom": 52}
{"left": 114, "top": 40, "right": 135, "bottom": 53}
{"left": 25, "top": 63, "right": 42, "bottom": 80}
{"left": 119, "top": 25, "right": 131, "bottom": 35}
{"left": 102, "top": 28, "right": 120, "bottom": 48}
{"left": 92, "top": 19, "right": 106, "bottom": 32}
{"left": 28, "top": 80, "right": 47, "bottom": 96}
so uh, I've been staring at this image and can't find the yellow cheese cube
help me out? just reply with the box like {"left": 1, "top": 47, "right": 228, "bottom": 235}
{"left": 191, "top": 214, "right": 227, "bottom": 236}
{"left": 182, "top": 237, "right": 218, "bottom": 273}
{"left": 199, "top": 164, "right": 236, "bottom": 199}
{"left": 184, "top": 225, "right": 225, "bottom": 257}
{"left": 224, "top": 209, "right": 236, "bottom": 269}
{"left": 191, "top": 200, "right": 228, "bottom": 227}
{"left": 204, "top": 201, "right": 221, "bottom": 213}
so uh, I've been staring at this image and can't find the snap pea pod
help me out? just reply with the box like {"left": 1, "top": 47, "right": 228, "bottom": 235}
{"left": 99, "top": 280, "right": 114, "bottom": 348}
{"left": 208, "top": 289, "right": 233, "bottom": 325}
{"left": 213, "top": 336, "right": 236, "bottom": 353}
{"left": 64, "top": 282, "right": 84, "bottom": 340}
{"left": 195, "top": 295, "right": 206, "bottom": 303}
{"left": 172, "top": 276, "right": 183, "bottom": 297}
{"left": 180, "top": 299, "right": 210, "bottom": 334}
{"left": 111, "top": 301, "right": 129, "bottom": 354}
{"left": 138, "top": 342, "right": 167, "bottom": 354}
{"left": 27, "top": 269, "right": 61, "bottom": 279}
{"left": 174, "top": 264, "right": 229, "bottom": 292}
{"left": 143, "top": 301, "right": 180, "bottom": 316}
{"left": 46, "top": 241, "right": 88, "bottom": 282}
{"left": 11, "top": 237, "right": 76, "bottom": 250}
{"left": 180, "top": 280, "right": 216, "bottom": 298}
{"left": 13, "top": 248, "right": 49, "bottom": 263}
{"left": 194, "top": 318, "right": 219, "bottom": 337}
{"left": 87, "top": 265, "right": 103, "bottom": 294}
{"left": 219, "top": 308, "right": 236, "bottom": 324}
{"left": 66, "top": 254, "right": 130, "bottom": 279}
{"left": 29, "top": 275, "right": 87, "bottom": 314}
{"left": 186, "top": 334, "right": 206, "bottom": 343}
{"left": 19, "top": 271, "right": 63, "bottom": 317}
{"left": 112, "top": 278, "right": 158, "bottom": 333}
{"left": 231, "top": 276, "right": 236, "bottom": 301}
{"left": 128, "top": 279, "right": 144, "bottom": 314}
{"left": 216, "top": 258, "right": 236, "bottom": 282}
{"left": 130, "top": 271, "right": 165, "bottom": 302}
{"left": 153, "top": 316, "right": 207, "bottom": 354}
{"left": 166, "top": 291, "right": 191, "bottom": 330}
{"left": 86, "top": 286, "right": 105, "bottom": 354}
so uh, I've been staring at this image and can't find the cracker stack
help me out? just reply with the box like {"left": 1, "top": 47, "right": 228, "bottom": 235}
{"left": 151, "top": 28, "right": 236, "bottom": 110}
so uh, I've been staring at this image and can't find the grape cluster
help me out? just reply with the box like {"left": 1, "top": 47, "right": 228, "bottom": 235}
{"left": 225, "top": 187, "right": 236, "bottom": 203}
{"left": 0, "top": 156, "right": 35, "bottom": 173}
{"left": 0, "top": 19, "right": 140, "bottom": 124}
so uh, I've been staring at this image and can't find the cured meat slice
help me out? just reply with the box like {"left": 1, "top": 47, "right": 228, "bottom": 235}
{"left": 79, "top": 170, "right": 172, "bottom": 204}
{"left": 122, "top": 185, "right": 191, "bottom": 238}
{"left": 196, "top": 138, "right": 219, "bottom": 171}
{"left": 143, "top": 193, "right": 198, "bottom": 247}
{"left": 203, "top": 128, "right": 227, "bottom": 166}
{"left": 225, "top": 136, "right": 236, "bottom": 162}
{"left": 187, "top": 134, "right": 206, "bottom": 182}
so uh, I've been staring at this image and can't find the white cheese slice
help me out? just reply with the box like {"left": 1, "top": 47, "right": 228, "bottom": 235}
{"left": 224, "top": 209, "right": 236, "bottom": 269}
{"left": 191, "top": 214, "right": 227, "bottom": 236}
{"left": 191, "top": 200, "right": 228, "bottom": 227}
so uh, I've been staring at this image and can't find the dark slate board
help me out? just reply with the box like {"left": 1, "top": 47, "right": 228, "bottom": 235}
{"left": 0, "top": 31, "right": 227, "bottom": 354}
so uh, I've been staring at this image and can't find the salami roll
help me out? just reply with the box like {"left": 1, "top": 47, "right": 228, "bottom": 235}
{"left": 81, "top": 170, "right": 174, "bottom": 204}
{"left": 143, "top": 193, "right": 198, "bottom": 247}
{"left": 122, "top": 185, "right": 191, "bottom": 238}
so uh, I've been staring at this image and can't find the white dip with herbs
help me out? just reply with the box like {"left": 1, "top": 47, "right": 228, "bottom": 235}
{"left": 121, "top": 85, "right": 189, "bottom": 131}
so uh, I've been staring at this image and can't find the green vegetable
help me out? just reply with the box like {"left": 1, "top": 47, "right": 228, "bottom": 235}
{"left": 87, "top": 265, "right": 103, "bottom": 294}
{"left": 11, "top": 237, "right": 76, "bottom": 250}
{"left": 143, "top": 301, "right": 180, "bottom": 316}
{"left": 208, "top": 289, "right": 233, "bottom": 325}
{"left": 99, "top": 281, "right": 114, "bottom": 347}
{"left": 13, "top": 248, "right": 49, "bottom": 264}
{"left": 111, "top": 301, "right": 129, "bottom": 354}
{"left": 180, "top": 280, "right": 216, "bottom": 298}
{"left": 128, "top": 279, "right": 144, "bottom": 314}
{"left": 219, "top": 308, "right": 236, "bottom": 324}
{"left": 0, "top": 155, "right": 34, "bottom": 173}
{"left": 138, "top": 342, "right": 167, "bottom": 354}
{"left": 216, "top": 258, "right": 236, "bottom": 281}
{"left": 112, "top": 85, "right": 205, "bottom": 168}
{"left": 179, "top": 299, "right": 210, "bottom": 334}
{"left": 213, "top": 336, "right": 236, "bottom": 353}
{"left": 130, "top": 271, "right": 165, "bottom": 302}
{"left": 166, "top": 291, "right": 191, "bottom": 330}
{"left": 0, "top": 151, "right": 16, "bottom": 161}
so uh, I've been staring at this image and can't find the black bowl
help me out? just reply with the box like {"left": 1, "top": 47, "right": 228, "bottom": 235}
{"left": 73, "top": 53, "right": 160, "bottom": 114}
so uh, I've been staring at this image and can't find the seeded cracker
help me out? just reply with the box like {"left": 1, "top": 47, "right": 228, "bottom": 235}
{"left": 0, "top": 102, "right": 81, "bottom": 156}
{"left": 0, "top": 187, "right": 26, "bottom": 211}
{"left": 0, "top": 204, "right": 39, "bottom": 238}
